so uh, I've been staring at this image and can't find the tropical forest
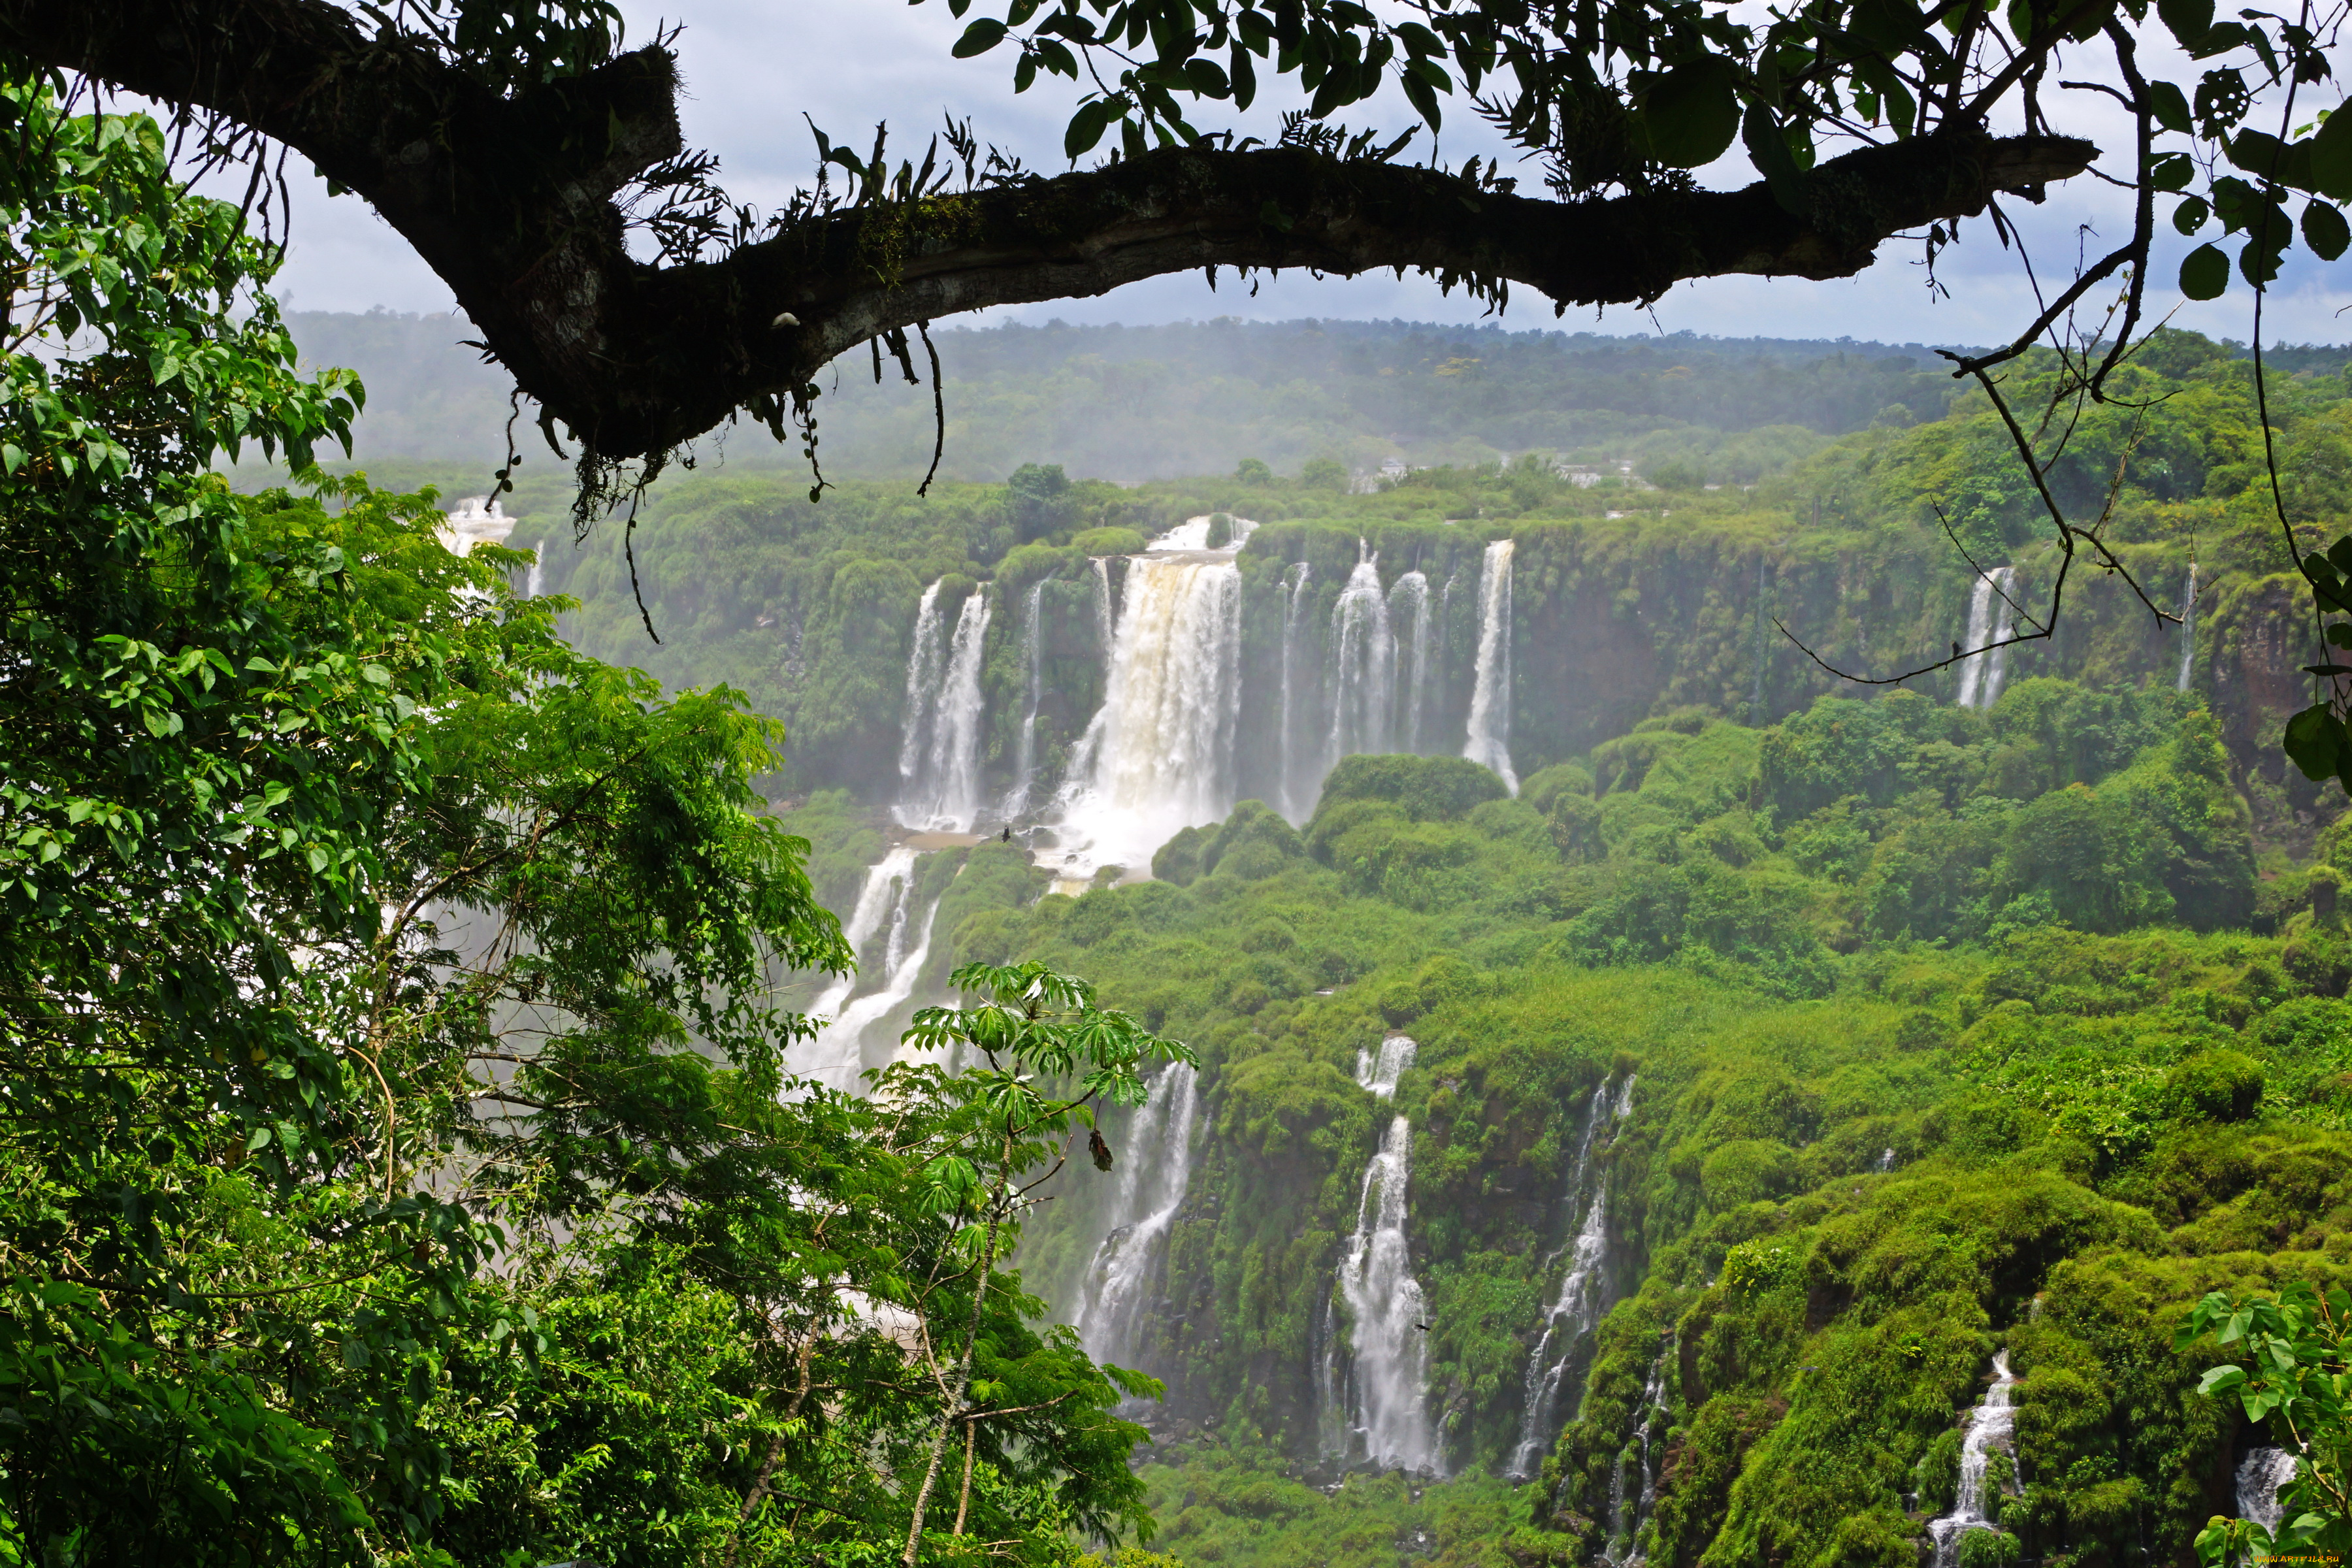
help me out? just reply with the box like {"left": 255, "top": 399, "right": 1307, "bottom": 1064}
{"left": 13, "top": 0, "right": 2352, "bottom": 1563}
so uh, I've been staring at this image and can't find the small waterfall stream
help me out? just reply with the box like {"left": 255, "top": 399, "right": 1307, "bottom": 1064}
{"left": 1603, "top": 1337, "right": 1674, "bottom": 1567}
{"left": 1955, "top": 568, "right": 2018, "bottom": 711}
{"left": 1279, "top": 563, "right": 1314, "bottom": 819}
{"left": 2178, "top": 562, "right": 2200, "bottom": 692}
{"left": 1927, "top": 1352, "right": 2017, "bottom": 1567}
{"left": 898, "top": 587, "right": 992, "bottom": 832}
{"left": 525, "top": 538, "right": 546, "bottom": 598}
{"left": 1329, "top": 1113, "right": 1440, "bottom": 1473}
{"left": 796, "top": 847, "right": 938, "bottom": 1094}
{"left": 1076, "top": 1062, "right": 1202, "bottom": 1365}
{"left": 2235, "top": 1446, "right": 2296, "bottom": 1534}
{"left": 1005, "top": 581, "right": 1047, "bottom": 819}
{"left": 1463, "top": 538, "right": 1518, "bottom": 792}
{"left": 1356, "top": 1035, "right": 1418, "bottom": 1100}
{"left": 1327, "top": 544, "right": 1396, "bottom": 768}
{"left": 1511, "top": 1075, "right": 1636, "bottom": 1478}
{"left": 1390, "top": 570, "right": 1433, "bottom": 754}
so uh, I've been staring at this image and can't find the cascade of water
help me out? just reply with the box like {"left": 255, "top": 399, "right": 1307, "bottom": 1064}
{"left": 2236, "top": 1446, "right": 2296, "bottom": 1533}
{"left": 1326, "top": 544, "right": 1396, "bottom": 770}
{"left": 1603, "top": 1339, "right": 1674, "bottom": 1567}
{"left": 898, "top": 583, "right": 946, "bottom": 785}
{"left": 2178, "top": 562, "right": 2200, "bottom": 692}
{"left": 1279, "top": 563, "right": 1313, "bottom": 820}
{"left": 525, "top": 538, "right": 546, "bottom": 598}
{"left": 1510, "top": 1075, "right": 1636, "bottom": 1478}
{"left": 1955, "top": 568, "right": 2017, "bottom": 710}
{"left": 1075, "top": 1062, "right": 1202, "bottom": 1365}
{"left": 1331, "top": 1114, "right": 1440, "bottom": 1473}
{"left": 1047, "top": 528, "right": 1244, "bottom": 883}
{"left": 1928, "top": 1352, "right": 2018, "bottom": 1567}
{"left": 1390, "top": 570, "right": 1433, "bottom": 753}
{"left": 796, "top": 847, "right": 930, "bottom": 1093}
{"left": 1354, "top": 1035, "right": 1418, "bottom": 1100}
{"left": 899, "top": 587, "right": 993, "bottom": 832}
{"left": 1463, "top": 539, "right": 1519, "bottom": 793}
{"left": 1004, "top": 581, "right": 1048, "bottom": 819}
{"left": 1091, "top": 557, "right": 1117, "bottom": 657}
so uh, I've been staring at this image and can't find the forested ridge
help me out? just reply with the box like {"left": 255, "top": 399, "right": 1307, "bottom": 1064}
{"left": 18, "top": 71, "right": 2352, "bottom": 1568}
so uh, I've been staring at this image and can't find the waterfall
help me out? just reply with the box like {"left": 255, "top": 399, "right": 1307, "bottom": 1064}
{"left": 1927, "top": 1352, "right": 2017, "bottom": 1567}
{"left": 1279, "top": 563, "right": 1313, "bottom": 820}
{"left": 1329, "top": 1114, "right": 1440, "bottom": 1473}
{"left": 1075, "top": 1062, "right": 1202, "bottom": 1366}
{"left": 1091, "top": 555, "right": 1116, "bottom": 660}
{"left": 2236, "top": 1446, "right": 2296, "bottom": 1534}
{"left": 1390, "top": 570, "right": 1433, "bottom": 753}
{"left": 1603, "top": 1338, "right": 1674, "bottom": 1567}
{"left": 1511, "top": 1075, "right": 1636, "bottom": 1478}
{"left": 2178, "top": 562, "right": 2200, "bottom": 692}
{"left": 1463, "top": 539, "right": 1518, "bottom": 793}
{"left": 525, "top": 538, "right": 546, "bottom": 598}
{"left": 1004, "top": 581, "right": 1047, "bottom": 819}
{"left": 1955, "top": 567, "right": 2018, "bottom": 711}
{"left": 898, "top": 586, "right": 992, "bottom": 832}
{"left": 1355, "top": 1035, "right": 1418, "bottom": 1100}
{"left": 796, "top": 847, "right": 936, "bottom": 1094}
{"left": 1326, "top": 544, "right": 1396, "bottom": 770}
{"left": 1047, "top": 527, "right": 1243, "bottom": 884}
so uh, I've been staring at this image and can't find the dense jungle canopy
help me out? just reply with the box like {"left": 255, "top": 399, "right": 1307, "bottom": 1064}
{"left": 8, "top": 0, "right": 2352, "bottom": 1564}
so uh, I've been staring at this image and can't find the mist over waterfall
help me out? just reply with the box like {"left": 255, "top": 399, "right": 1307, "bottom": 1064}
{"left": 898, "top": 585, "right": 994, "bottom": 831}
{"left": 1076, "top": 1062, "right": 1202, "bottom": 1367}
{"left": 1955, "top": 568, "right": 2018, "bottom": 711}
{"left": 1463, "top": 539, "right": 1518, "bottom": 793}
{"left": 1928, "top": 1352, "right": 2017, "bottom": 1567}
{"left": 795, "top": 847, "right": 939, "bottom": 1094}
{"left": 1511, "top": 1075, "right": 1635, "bottom": 1478}
{"left": 2179, "top": 562, "right": 2199, "bottom": 692}
{"left": 1047, "top": 525, "right": 1244, "bottom": 884}
{"left": 1326, "top": 545, "right": 1396, "bottom": 768}
{"left": 1326, "top": 1113, "right": 1439, "bottom": 1475}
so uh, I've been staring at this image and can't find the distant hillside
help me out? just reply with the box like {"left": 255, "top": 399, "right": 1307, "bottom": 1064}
{"left": 292, "top": 312, "right": 2013, "bottom": 482}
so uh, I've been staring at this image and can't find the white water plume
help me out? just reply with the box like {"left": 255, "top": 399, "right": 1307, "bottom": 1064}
{"left": 1004, "top": 581, "right": 1047, "bottom": 819}
{"left": 1928, "top": 1352, "right": 2017, "bottom": 1567}
{"left": 2236, "top": 1446, "right": 2296, "bottom": 1534}
{"left": 796, "top": 847, "right": 934, "bottom": 1094}
{"left": 1511, "top": 1075, "right": 1635, "bottom": 1478}
{"left": 1955, "top": 568, "right": 2018, "bottom": 711}
{"left": 1330, "top": 1114, "right": 1439, "bottom": 1473}
{"left": 1463, "top": 539, "right": 1518, "bottom": 793}
{"left": 1076, "top": 1062, "right": 1201, "bottom": 1365}
{"left": 1045, "top": 527, "right": 1243, "bottom": 883}
{"left": 1279, "top": 563, "right": 1314, "bottom": 820}
{"left": 1354, "top": 1035, "right": 1418, "bottom": 1100}
{"left": 897, "top": 583, "right": 945, "bottom": 785}
{"left": 898, "top": 586, "right": 992, "bottom": 832}
{"left": 2178, "top": 562, "right": 2200, "bottom": 692}
{"left": 525, "top": 539, "right": 545, "bottom": 598}
{"left": 1326, "top": 544, "right": 1396, "bottom": 769}
{"left": 1390, "top": 570, "right": 1433, "bottom": 753}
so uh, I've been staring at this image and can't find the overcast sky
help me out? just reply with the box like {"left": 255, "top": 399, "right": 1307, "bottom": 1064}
{"left": 263, "top": 0, "right": 2349, "bottom": 348}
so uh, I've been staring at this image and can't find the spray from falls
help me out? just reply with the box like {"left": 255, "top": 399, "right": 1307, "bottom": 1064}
{"left": 1047, "top": 525, "right": 1243, "bottom": 884}
{"left": 898, "top": 587, "right": 993, "bottom": 832}
{"left": 1076, "top": 1063, "right": 1202, "bottom": 1366}
{"left": 525, "top": 539, "right": 546, "bottom": 598}
{"left": 2178, "top": 561, "right": 2200, "bottom": 692}
{"left": 1390, "top": 570, "right": 1433, "bottom": 753}
{"left": 1511, "top": 1075, "right": 1636, "bottom": 1478}
{"left": 1463, "top": 539, "right": 1519, "bottom": 793}
{"left": 1928, "top": 1352, "right": 2017, "bottom": 1567}
{"left": 1955, "top": 568, "right": 2019, "bottom": 711}
{"left": 796, "top": 847, "right": 938, "bottom": 1094}
{"left": 1327, "top": 1113, "right": 1440, "bottom": 1473}
{"left": 1327, "top": 544, "right": 1397, "bottom": 768}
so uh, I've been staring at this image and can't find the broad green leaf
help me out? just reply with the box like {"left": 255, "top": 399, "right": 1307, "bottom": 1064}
{"left": 2179, "top": 242, "right": 2230, "bottom": 299}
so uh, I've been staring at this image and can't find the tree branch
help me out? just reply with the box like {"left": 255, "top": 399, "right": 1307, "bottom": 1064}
{"left": 4, "top": 0, "right": 2098, "bottom": 466}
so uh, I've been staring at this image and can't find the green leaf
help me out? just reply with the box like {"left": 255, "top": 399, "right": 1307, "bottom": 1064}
{"left": 2179, "top": 242, "right": 2230, "bottom": 299}
{"left": 2283, "top": 704, "right": 2348, "bottom": 783}
{"left": 2148, "top": 80, "right": 2194, "bottom": 135}
{"left": 952, "top": 17, "right": 1008, "bottom": 57}
{"left": 2303, "top": 201, "right": 2351, "bottom": 261}
{"left": 2158, "top": 0, "right": 2213, "bottom": 48}
{"left": 1065, "top": 99, "right": 1113, "bottom": 159}
{"left": 2174, "top": 195, "right": 2211, "bottom": 234}
{"left": 1638, "top": 58, "right": 1742, "bottom": 169}
{"left": 2313, "top": 108, "right": 2352, "bottom": 201}
{"left": 1744, "top": 103, "right": 1808, "bottom": 214}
